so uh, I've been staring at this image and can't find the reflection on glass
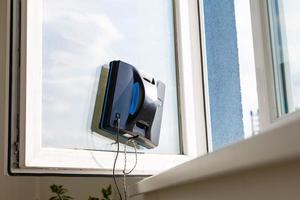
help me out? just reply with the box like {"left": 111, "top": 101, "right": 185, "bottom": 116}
{"left": 268, "top": 0, "right": 300, "bottom": 115}
{"left": 42, "top": 0, "right": 180, "bottom": 154}
{"left": 204, "top": 0, "right": 259, "bottom": 151}
{"left": 234, "top": 0, "right": 259, "bottom": 138}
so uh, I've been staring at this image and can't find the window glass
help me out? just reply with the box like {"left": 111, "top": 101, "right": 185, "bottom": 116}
{"left": 268, "top": 0, "right": 300, "bottom": 115}
{"left": 235, "top": 0, "right": 260, "bottom": 138}
{"left": 42, "top": 0, "right": 180, "bottom": 154}
{"left": 203, "top": 0, "right": 259, "bottom": 150}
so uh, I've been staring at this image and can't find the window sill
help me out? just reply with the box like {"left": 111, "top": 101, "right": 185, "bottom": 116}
{"left": 129, "top": 111, "right": 300, "bottom": 196}
{"left": 11, "top": 146, "right": 191, "bottom": 176}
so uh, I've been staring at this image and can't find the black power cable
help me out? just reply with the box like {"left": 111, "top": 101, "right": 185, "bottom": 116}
{"left": 112, "top": 114, "right": 123, "bottom": 200}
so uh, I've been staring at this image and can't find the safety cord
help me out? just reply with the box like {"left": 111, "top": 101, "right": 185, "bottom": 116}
{"left": 112, "top": 114, "right": 123, "bottom": 200}
{"left": 113, "top": 114, "right": 138, "bottom": 200}
{"left": 123, "top": 139, "right": 138, "bottom": 200}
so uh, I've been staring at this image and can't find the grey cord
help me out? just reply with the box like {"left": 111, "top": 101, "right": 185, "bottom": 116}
{"left": 123, "top": 139, "right": 138, "bottom": 200}
{"left": 112, "top": 114, "right": 138, "bottom": 200}
{"left": 113, "top": 116, "right": 123, "bottom": 200}
{"left": 113, "top": 115, "right": 138, "bottom": 200}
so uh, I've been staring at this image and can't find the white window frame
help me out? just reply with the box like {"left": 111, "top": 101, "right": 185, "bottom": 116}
{"left": 128, "top": 0, "right": 300, "bottom": 194}
{"left": 10, "top": 0, "right": 296, "bottom": 176}
{"left": 8, "top": 0, "right": 208, "bottom": 175}
{"left": 249, "top": 0, "right": 297, "bottom": 129}
{"left": 249, "top": 0, "right": 278, "bottom": 130}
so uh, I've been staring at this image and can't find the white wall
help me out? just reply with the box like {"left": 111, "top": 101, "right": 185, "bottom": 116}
{"left": 1, "top": 0, "right": 39, "bottom": 199}
{"left": 0, "top": 0, "right": 142, "bottom": 199}
{"left": 39, "top": 177, "right": 142, "bottom": 200}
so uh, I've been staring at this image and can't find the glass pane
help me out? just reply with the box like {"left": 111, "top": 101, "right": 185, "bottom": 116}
{"left": 268, "top": 0, "right": 300, "bottom": 115}
{"left": 235, "top": 0, "right": 260, "bottom": 138}
{"left": 42, "top": 0, "right": 180, "bottom": 154}
{"left": 203, "top": 0, "right": 259, "bottom": 151}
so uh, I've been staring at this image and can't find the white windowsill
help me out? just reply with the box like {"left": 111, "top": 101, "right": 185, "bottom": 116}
{"left": 129, "top": 111, "right": 300, "bottom": 197}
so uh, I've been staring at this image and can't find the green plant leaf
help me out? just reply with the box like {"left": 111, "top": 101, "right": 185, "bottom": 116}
{"left": 88, "top": 197, "right": 99, "bottom": 200}
{"left": 49, "top": 184, "right": 116, "bottom": 200}
{"left": 101, "top": 185, "right": 113, "bottom": 200}
{"left": 107, "top": 185, "right": 112, "bottom": 196}
{"left": 62, "top": 195, "right": 74, "bottom": 200}
{"left": 49, "top": 184, "right": 74, "bottom": 200}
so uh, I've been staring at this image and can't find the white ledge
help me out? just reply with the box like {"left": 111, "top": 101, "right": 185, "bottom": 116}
{"left": 129, "top": 112, "right": 300, "bottom": 196}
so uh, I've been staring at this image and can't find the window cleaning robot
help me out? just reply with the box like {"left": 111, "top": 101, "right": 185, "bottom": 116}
{"left": 91, "top": 60, "right": 165, "bottom": 149}
{"left": 91, "top": 60, "right": 165, "bottom": 200}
